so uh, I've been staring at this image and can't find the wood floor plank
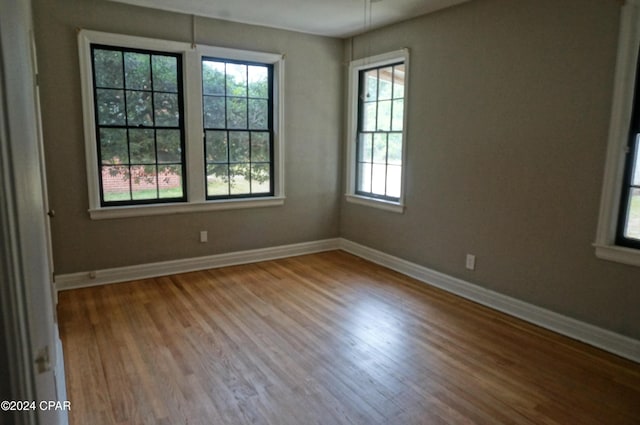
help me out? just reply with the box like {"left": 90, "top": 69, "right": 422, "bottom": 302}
{"left": 58, "top": 251, "right": 640, "bottom": 425}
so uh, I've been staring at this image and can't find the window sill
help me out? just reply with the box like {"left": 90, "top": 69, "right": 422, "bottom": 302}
{"left": 593, "top": 243, "right": 640, "bottom": 267}
{"left": 89, "top": 197, "right": 285, "bottom": 220}
{"left": 345, "top": 194, "right": 405, "bottom": 213}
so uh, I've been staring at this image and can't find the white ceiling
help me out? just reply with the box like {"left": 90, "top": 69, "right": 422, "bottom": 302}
{"left": 108, "top": 0, "right": 470, "bottom": 38}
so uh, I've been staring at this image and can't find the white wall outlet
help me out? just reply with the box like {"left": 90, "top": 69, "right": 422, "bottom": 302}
{"left": 465, "top": 254, "right": 476, "bottom": 271}
{"left": 199, "top": 230, "right": 208, "bottom": 243}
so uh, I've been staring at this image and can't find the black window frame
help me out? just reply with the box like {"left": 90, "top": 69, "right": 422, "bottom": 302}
{"left": 201, "top": 56, "right": 275, "bottom": 200}
{"left": 355, "top": 61, "right": 405, "bottom": 202}
{"left": 90, "top": 44, "right": 187, "bottom": 207}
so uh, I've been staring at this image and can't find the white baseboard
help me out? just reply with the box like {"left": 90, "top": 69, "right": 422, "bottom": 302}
{"left": 55, "top": 238, "right": 341, "bottom": 291}
{"left": 338, "top": 239, "right": 640, "bottom": 364}
{"left": 55, "top": 236, "right": 640, "bottom": 363}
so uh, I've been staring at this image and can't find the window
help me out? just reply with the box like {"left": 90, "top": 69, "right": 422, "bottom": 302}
{"left": 78, "top": 31, "right": 284, "bottom": 219}
{"left": 91, "top": 46, "right": 186, "bottom": 205}
{"left": 357, "top": 62, "right": 405, "bottom": 200}
{"left": 202, "top": 58, "right": 273, "bottom": 198}
{"left": 618, "top": 63, "right": 640, "bottom": 248}
{"left": 595, "top": 0, "right": 640, "bottom": 266}
{"left": 346, "top": 50, "right": 409, "bottom": 213}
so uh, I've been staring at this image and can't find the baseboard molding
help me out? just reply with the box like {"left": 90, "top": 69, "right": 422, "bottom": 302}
{"left": 55, "top": 236, "right": 640, "bottom": 363}
{"left": 338, "top": 239, "right": 640, "bottom": 364}
{"left": 55, "top": 238, "right": 341, "bottom": 291}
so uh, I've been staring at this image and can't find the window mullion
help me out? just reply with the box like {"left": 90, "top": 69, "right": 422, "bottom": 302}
{"left": 227, "top": 130, "right": 231, "bottom": 196}
{"left": 120, "top": 51, "right": 134, "bottom": 202}
{"left": 185, "top": 48, "right": 206, "bottom": 203}
{"left": 225, "top": 64, "right": 231, "bottom": 197}
{"left": 149, "top": 54, "right": 160, "bottom": 199}
{"left": 384, "top": 132, "right": 389, "bottom": 196}
{"left": 246, "top": 66, "right": 252, "bottom": 194}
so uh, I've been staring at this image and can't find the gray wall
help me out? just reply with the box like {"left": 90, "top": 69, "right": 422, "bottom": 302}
{"left": 341, "top": 0, "right": 640, "bottom": 340}
{"left": 32, "top": 0, "right": 344, "bottom": 274}
{"left": 33, "top": 0, "right": 640, "bottom": 340}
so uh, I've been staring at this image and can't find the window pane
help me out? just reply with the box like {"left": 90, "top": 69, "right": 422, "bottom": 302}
{"left": 205, "top": 130, "right": 228, "bottom": 163}
{"left": 102, "top": 166, "right": 130, "bottom": 202}
{"left": 377, "top": 100, "right": 392, "bottom": 131}
{"left": 124, "top": 52, "right": 150, "bottom": 90}
{"left": 248, "top": 65, "right": 268, "bottom": 98}
{"left": 229, "top": 131, "right": 250, "bottom": 163}
{"left": 96, "top": 89, "right": 125, "bottom": 125}
{"left": 229, "top": 164, "right": 251, "bottom": 195}
{"left": 248, "top": 99, "right": 268, "bottom": 129}
{"left": 393, "top": 64, "right": 405, "bottom": 99}
{"left": 226, "top": 63, "right": 247, "bottom": 97}
{"left": 632, "top": 135, "right": 640, "bottom": 186}
{"left": 131, "top": 165, "right": 157, "bottom": 200}
{"left": 358, "top": 133, "right": 373, "bottom": 162}
{"left": 624, "top": 188, "right": 640, "bottom": 240}
{"left": 362, "top": 102, "right": 377, "bottom": 132}
{"left": 158, "top": 165, "right": 183, "bottom": 198}
{"left": 378, "top": 67, "right": 393, "bottom": 100}
{"left": 126, "top": 90, "right": 153, "bottom": 126}
{"left": 364, "top": 70, "right": 378, "bottom": 101}
{"left": 386, "top": 165, "right": 402, "bottom": 199}
{"left": 94, "top": 49, "right": 123, "bottom": 88}
{"left": 251, "top": 164, "right": 270, "bottom": 193}
{"left": 202, "top": 61, "right": 225, "bottom": 95}
{"left": 227, "top": 98, "right": 248, "bottom": 129}
{"left": 357, "top": 162, "right": 372, "bottom": 193}
{"left": 392, "top": 99, "right": 404, "bottom": 131}
{"left": 154, "top": 93, "right": 179, "bottom": 126}
{"left": 100, "top": 128, "right": 128, "bottom": 164}
{"left": 207, "top": 164, "right": 229, "bottom": 196}
{"left": 156, "top": 129, "right": 181, "bottom": 163}
{"left": 129, "top": 129, "right": 155, "bottom": 164}
{"left": 373, "top": 133, "right": 387, "bottom": 163}
{"left": 203, "top": 96, "right": 225, "bottom": 128}
{"left": 152, "top": 55, "right": 178, "bottom": 92}
{"left": 388, "top": 133, "right": 402, "bottom": 165}
{"left": 371, "top": 163, "right": 387, "bottom": 195}
{"left": 251, "top": 132, "right": 270, "bottom": 162}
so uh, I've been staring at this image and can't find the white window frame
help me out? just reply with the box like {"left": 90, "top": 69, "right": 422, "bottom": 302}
{"left": 594, "top": 0, "right": 640, "bottom": 267}
{"left": 78, "top": 30, "right": 285, "bottom": 220}
{"left": 345, "top": 49, "right": 409, "bottom": 214}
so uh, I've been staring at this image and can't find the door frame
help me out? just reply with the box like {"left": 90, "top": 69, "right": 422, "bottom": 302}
{"left": 0, "top": 0, "right": 68, "bottom": 424}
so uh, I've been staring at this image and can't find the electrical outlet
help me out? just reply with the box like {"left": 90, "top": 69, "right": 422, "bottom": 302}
{"left": 199, "top": 230, "right": 208, "bottom": 243}
{"left": 465, "top": 254, "right": 476, "bottom": 271}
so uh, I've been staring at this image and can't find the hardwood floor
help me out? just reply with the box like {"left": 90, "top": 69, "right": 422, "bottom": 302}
{"left": 58, "top": 251, "right": 640, "bottom": 425}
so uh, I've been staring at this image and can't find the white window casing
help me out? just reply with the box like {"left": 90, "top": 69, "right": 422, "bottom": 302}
{"left": 345, "top": 48, "right": 409, "bottom": 214}
{"left": 78, "top": 30, "right": 285, "bottom": 219}
{"left": 594, "top": 0, "right": 640, "bottom": 266}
